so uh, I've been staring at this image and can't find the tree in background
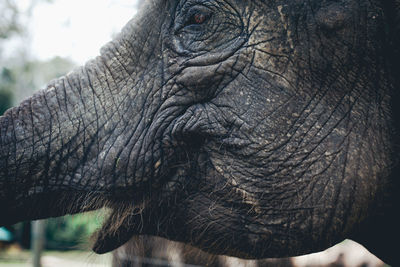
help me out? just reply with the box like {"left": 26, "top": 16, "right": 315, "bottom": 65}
{"left": 0, "top": 0, "right": 20, "bottom": 115}
{"left": 0, "top": 0, "right": 20, "bottom": 41}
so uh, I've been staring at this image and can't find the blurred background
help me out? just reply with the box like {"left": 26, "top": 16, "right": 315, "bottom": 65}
{"left": 0, "top": 0, "right": 392, "bottom": 266}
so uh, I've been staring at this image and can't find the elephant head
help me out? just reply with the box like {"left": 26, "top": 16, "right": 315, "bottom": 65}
{"left": 1, "top": 0, "right": 399, "bottom": 265}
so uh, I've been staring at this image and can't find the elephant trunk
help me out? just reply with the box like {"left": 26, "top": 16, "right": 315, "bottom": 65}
{"left": 0, "top": 58, "right": 125, "bottom": 225}
{"left": 0, "top": 1, "right": 168, "bottom": 227}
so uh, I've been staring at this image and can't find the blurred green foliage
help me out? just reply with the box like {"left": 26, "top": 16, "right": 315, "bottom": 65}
{"left": 45, "top": 211, "right": 104, "bottom": 250}
{"left": 0, "top": 57, "right": 75, "bottom": 115}
{"left": 0, "top": 72, "right": 13, "bottom": 115}
{"left": 0, "top": 65, "right": 15, "bottom": 116}
{"left": 10, "top": 210, "right": 105, "bottom": 250}
{"left": 0, "top": 90, "right": 13, "bottom": 115}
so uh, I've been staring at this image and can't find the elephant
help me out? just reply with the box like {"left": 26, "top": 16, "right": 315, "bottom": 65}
{"left": 111, "top": 237, "right": 384, "bottom": 267}
{"left": 113, "top": 236, "right": 295, "bottom": 267}
{"left": 0, "top": 0, "right": 399, "bottom": 265}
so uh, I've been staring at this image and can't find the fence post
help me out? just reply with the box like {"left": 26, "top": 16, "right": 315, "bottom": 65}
{"left": 31, "top": 220, "right": 46, "bottom": 267}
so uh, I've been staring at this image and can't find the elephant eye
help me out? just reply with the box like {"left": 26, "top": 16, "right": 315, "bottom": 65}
{"left": 173, "top": 2, "right": 243, "bottom": 54}
{"left": 190, "top": 12, "right": 207, "bottom": 25}
{"left": 183, "top": 7, "right": 212, "bottom": 28}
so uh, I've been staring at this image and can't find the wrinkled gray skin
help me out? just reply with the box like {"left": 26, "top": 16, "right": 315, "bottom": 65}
{"left": 1, "top": 0, "right": 399, "bottom": 265}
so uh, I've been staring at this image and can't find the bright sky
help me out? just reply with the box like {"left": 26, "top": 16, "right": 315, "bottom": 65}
{"left": 27, "top": 0, "right": 138, "bottom": 65}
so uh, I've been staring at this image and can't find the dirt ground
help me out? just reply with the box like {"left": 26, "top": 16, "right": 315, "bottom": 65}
{"left": 0, "top": 249, "right": 111, "bottom": 267}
